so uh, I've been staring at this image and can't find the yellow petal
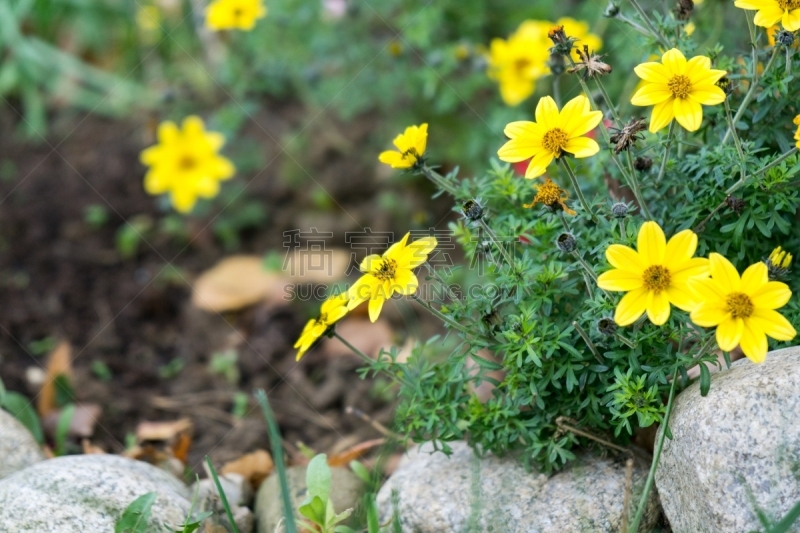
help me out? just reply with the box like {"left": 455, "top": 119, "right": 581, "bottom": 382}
{"left": 709, "top": 253, "right": 741, "bottom": 292}
{"left": 606, "top": 244, "right": 646, "bottom": 273}
{"left": 716, "top": 317, "right": 744, "bottom": 352}
{"left": 415, "top": 123, "right": 428, "bottom": 157}
{"left": 634, "top": 62, "right": 671, "bottom": 84}
{"left": 614, "top": 288, "right": 650, "bottom": 326}
{"left": 637, "top": 221, "right": 666, "bottom": 265}
{"left": 348, "top": 275, "right": 378, "bottom": 308}
{"left": 384, "top": 232, "right": 411, "bottom": 260}
{"left": 393, "top": 269, "right": 419, "bottom": 295}
{"left": 690, "top": 302, "right": 729, "bottom": 327}
{"left": 649, "top": 98, "right": 676, "bottom": 133}
{"left": 753, "top": 5, "right": 784, "bottom": 27}
{"left": 597, "top": 269, "right": 644, "bottom": 292}
{"left": 666, "top": 284, "right": 699, "bottom": 312}
{"left": 403, "top": 236, "right": 438, "bottom": 268}
{"left": 750, "top": 281, "right": 792, "bottom": 310}
{"left": 740, "top": 261, "right": 768, "bottom": 296}
{"left": 498, "top": 138, "right": 541, "bottom": 163}
{"left": 673, "top": 97, "right": 703, "bottom": 132}
{"left": 360, "top": 254, "right": 383, "bottom": 273}
{"left": 748, "top": 309, "right": 797, "bottom": 341}
{"left": 535, "top": 96, "right": 560, "bottom": 130}
{"left": 560, "top": 95, "right": 602, "bottom": 137}
{"left": 785, "top": 9, "right": 800, "bottom": 32}
{"left": 563, "top": 137, "right": 600, "bottom": 158}
{"left": 739, "top": 320, "right": 768, "bottom": 363}
{"left": 368, "top": 293, "right": 385, "bottom": 323}
{"left": 662, "top": 48, "right": 687, "bottom": 75}
{"left": 157, "top": 121, "right": 179, "bottom": 143}
{"left": 671, "top": 257, "right": 710, "bottom": 284}
{"left": 524, "top": 150, "right": 555, "bottom": 179}
{"left": 734, "top": 0, "right": 769, "bottom": 8}
{"left": 631, "top": 83, "right": 673, "bottom": 106}
{"left": 688, "top": 84, "right": 727, "bottom": 106}
{"left": 379, "top": 150, "right": 409, "bottom": 168}
{"left": 646, "top": 290, "right": 672, "bottom": 325}
{"left": 504, "top": 121, "right": 544, "bottom": 139}
{"left": 663, "top": 229, "right": 698, "bottom": 268}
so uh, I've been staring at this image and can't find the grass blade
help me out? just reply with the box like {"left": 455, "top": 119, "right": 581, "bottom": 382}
{"left": 205, "top": 456, "right": 240, "bottom": 533}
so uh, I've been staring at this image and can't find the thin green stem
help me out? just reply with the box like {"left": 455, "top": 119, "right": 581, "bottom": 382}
{"left": 625, "top": 149, "right": 654, "bottom": 220}
{"left": 553, "top": 74, "right": 562, "bottom": 107}
{"left": 420, "top": 165, "right": 460, "bottom": 197}
{"left": 572, "top": 321, "right": 605, "bottom": 364}
{"left": 410, "top": 294, "right": 472, "bottom": 336}
{"left": 561, "top": 158, "right": 597, "bottom": 222}
{"left": 478, "top": 218, "right": 517, "bottom": 273}
{"left": 206, "top": 457, "right": 241, "bottom": 533}
{"left": 627, "top": 368, "right": 679, "bottom": 533}
{"left": 615, "top": 332, "right": 637, "bottom": 349}
{"left": 655, "top": 120, "right": 677, "bottom": 185}
{"left": 557, "top": 211, "right": 571, "bottom": 231}
{"left": 594, "top": 77, "right": 621, "bottom": 126}
{"left": 627, "top": 0, "right": 671, "bottom": 49}
{"left": 572, "top": 251, "right": 598, "bottom": 283}
{"left": 724, "top": 97, "right": 747, "bottom": 180}
{"left": 723, "top": 45, "right": 780, "bottom": 144}
{"left": 426, "top": 263, "right": 458, "bottom": 302}
{"left": 333, "top": 331, "right": 377, "bottom": 367}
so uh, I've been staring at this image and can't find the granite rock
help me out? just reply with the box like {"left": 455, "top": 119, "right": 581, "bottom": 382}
{"left": 376, "top": 441, "right": 660, "bottom": 533}
{"left": 0, "top": 409, "right": 46, "bottom": 479}
{"left": 0, "top": 454, "right": 191, "bottom": 532}
{"left": 656, "top": 346, "right": 800, "bottom": 533}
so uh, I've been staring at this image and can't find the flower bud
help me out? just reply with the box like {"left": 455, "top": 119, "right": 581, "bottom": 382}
{"left": 777, "top": 29, "right": 795, "bottom": 48}
{"left": 556, "top": 232, "right": 577, "bottom": 253}
{"left": 597, "top": 318, "right": 618, "bottom": 336}
{"left": 462, "top": 199, "right": 484, "bottom": 222}
{"left": 611, "top": 203, "right": 629, "bottom": 219}
{"left": 634, "top": 156, "right": 653, "bottom": 172}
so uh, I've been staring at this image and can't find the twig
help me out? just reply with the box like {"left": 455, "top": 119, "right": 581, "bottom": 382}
{"left": 556, "top": 416, "right": 633, "bottom": 456}
{"left": 345, "top": 406, "right": 404, "bottom": 440}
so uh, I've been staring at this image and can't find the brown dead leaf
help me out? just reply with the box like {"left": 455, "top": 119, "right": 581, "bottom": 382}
{"left": 171, "top": 432, "right": 192, "bottom": 464}
{"left": 43, "top": 403, "right": 102, "bottom": 439}
{"left": 327, "top": 438, "right": 386, "bottom": 467}
{"left": 81, "top": 438, "right": 105, "bottom": 455}
{"left": 283, "top": 248, "right": 350, "bottom": 284}
{"left": 220, "top": 449, "right": 274, "bottom": 489}
{"left": 321, "top": 317, "right": 394, "bottom": 360}
{"left": 136, "top": 418, "right": 193, "bottom": 442}
{"left": 37, "top": 341, "right": 73, "bottom": 418}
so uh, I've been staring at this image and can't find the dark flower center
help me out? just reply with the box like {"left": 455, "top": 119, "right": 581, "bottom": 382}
{"left": 726, "top": 292, "right": 754, "bottom": 319}
{"left": 642, "top": 265, "right": 671, "bottom": 293}
{"left": 542, "top": 128, "right": 569, "bottom": 156}
{"left": 374, "top": 258, "right": 398, "bottom": 282}
{"left": 668, "top": 74, "right": 692, "bottom": 99}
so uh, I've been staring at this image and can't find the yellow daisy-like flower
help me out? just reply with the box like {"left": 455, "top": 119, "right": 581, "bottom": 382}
{"left": 348, "top": 232, "right": 438, "bottom": 322}
{"left": 631, "top": 48, "right": 727, "bottom": 133}
{"left": 689, "top": 253, "right": 796, "bottom": 363}
{"left": 140, "top": 116, "right": 235, "bottom": 213}
{"left": 597, "top": 221, "right": 710, "bottom": 326}
{"left": 497, "top": 94, "right": 603, "bottom": 179}
{"left": 379, "top": 124, "right": 428, "bottom": 169}
{"left": 487, "top": 21, "right": 551, "bottom": 107}
{"left": 734, "top": 0, "right": 800, "bottom": 32}
{"left": 294, "top": 292, "right": 349, "bottom": 361}
{"left": 794, "top": 114, "right": 800, "bottom": 148}
{"left": 205, "top": 0, "right": 266, "bottom": 31}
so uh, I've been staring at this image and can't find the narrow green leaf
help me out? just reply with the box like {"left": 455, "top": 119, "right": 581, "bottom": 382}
{"left": 699, "top": 363, "right": 711, "bottom": 397}
{"left": 115, "top": 492, "right": 156, "bottom": 533}
{"left": 1, "top": 391, "right": 44, "bottom": 444}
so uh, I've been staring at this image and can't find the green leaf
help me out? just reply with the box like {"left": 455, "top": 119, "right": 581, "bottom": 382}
{"left": 115, "top": 492, "right": 157, "bottom": 533}
{"left": 1, "top": 391, "right": 44, "bottom": 444}
{"left": 298, "top": 495, "right": 326, "bottom": 526}
{"left": 55, "top": 403, "right": 76, "bottom": 456}
{"left": 699, "top": 363, "right": 711, "bottom": 397}
{"left": 349, "top": 460, "right": 371, "bottom": 484}
{"left": 175, "top": 511, "right": 213, "bottom": 533}
{"left": 305, "top": 454, "right": 331, "bottom": 503}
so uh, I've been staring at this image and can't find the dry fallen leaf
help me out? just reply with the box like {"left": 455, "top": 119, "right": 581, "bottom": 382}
{"left": 220, "top": 449, "right": 274, "bottom": 490}
{"left": 81, "top": 438, "right": 105, "bottom": 455}
{"left": 38, "top": 341, "right": 73, "bottom": 418}
{"left": 321, "top": 317, "right": 394, "bottom": 360}
{"left": 43, "top": 403, "right": 102, "bottom": 439}
{"left": 327, "top": 438, "right": 386, "bottom": 467}
{"left": 136, "top": 418, "right": 193, "bottom": 442}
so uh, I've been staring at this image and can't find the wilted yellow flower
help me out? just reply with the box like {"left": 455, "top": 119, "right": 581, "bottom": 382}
{"left": 379, "top": 124, "right": 428, "bottom": 169}
{"left": 689, "top": 254, "right": 796, "bottom": 363}
{"left": 734, "top": 0, "right": 800, "bottom": 32}
{"left": 631, "top": 48, "right": 726, "bottom": 133}
{"left": 140, "top": 116, "right": 235, "bottom": 213}
{"left": 597, "top": 221, "right": 710, "bottom": 326}
{"left": 294, "top": 293, "right": 349, "bottom": 361}
{"left": 497, "top": 94, "right": 602, "bottom": 179}
{"left": 348, "top": 232, "right": 438, "bottom": 322}
{"left": 205, "top": 0, "right": 266, "bottom": 31}
{"left": 523, "top": 177, "right": 576, "bottom": 215}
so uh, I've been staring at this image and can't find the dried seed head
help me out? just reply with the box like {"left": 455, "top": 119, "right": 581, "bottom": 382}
{"left": 547, "top": 25, "right": 578, "bottom": 56}
{"left": 725, "top": 194, "right": 746, "bottom": 215}
{"left": 462, "top": 199, "right": 484, "bottom": 222}
{"left": 609, "top": 118, "right": 647, "bottom": 154}
{"left": 611, "top": 202, "right": 629, "bottom": 219}
{"left": 777, "top": 29, "right": 795, "bottom": 47}
{"left": 634, "top": 156, "right": 653, "bottom": 172}
{"left": 597, "top": 318, "right": 618, "bottom": 336}
{"left": 567, "top": 46, "right": 613, "bottom": 80}
{"left": 556, "top": 232, "right": 577, "bottom": 253}
{"left": 675, "top": 0, "right": 694, "bottom": 21}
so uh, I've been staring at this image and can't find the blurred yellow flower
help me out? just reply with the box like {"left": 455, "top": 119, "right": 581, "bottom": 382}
{"left": 205, "top": 0, "right": 266, "bottom": 31}
{"left": 379, "top": 124, "right": 428, "bottom": 169}
{"left": 794, "top": 114, "right": 800, "bottom": 148}
{"left": 294, "top": 292, "right": 349, "bottom": 361}
{"left": 136, "top": 6, "right": 162, "bottom": 45}
{"left": 486, "top": 18, "right": 602, "bottom": 106}
{"left": 734, "top": 0, "right": 800, "bottom": 32}
{"left": 631, "top": 48, "right": 727, "bottom": 133}
{"left": 689, "top": 254, "right": 796, "bottom": 363}
{"left": 348, "top": 232, "right": 438, "bottom": 322}
{"left": 497, "top": 94, "right": 602, "bottom": 179}
{"left": 140, "top": 116, "right": 235, "bottom": 213}
{"left": 597, "top": 221, "right": 710, "bottom": 326}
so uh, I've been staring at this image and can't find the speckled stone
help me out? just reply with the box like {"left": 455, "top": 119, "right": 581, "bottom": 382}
{"left": 255, "top": 465, "right": 364, "bottom": 533}
{"left": 376, "top": 441, "right": 660, "bottom": 533}
{"left": 0, "top": 409, "right": 46, "bottom": 479}
{"left": 0, "top": 454, "right": 191, "bottom": 532}
{"left": 656, "top": 346, "right": 800, "bottom": 533}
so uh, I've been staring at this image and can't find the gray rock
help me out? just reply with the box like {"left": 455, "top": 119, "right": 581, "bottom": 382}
{"left": 0, "top": 409, "right": 46, "bottom": 479}
{"left": 656, "top": 345, "right": 800, "bottom": 533}
{"left": 255, "top": 465, "right": 364, "bottom": 533}
{"left": 376, "top": 441, "right": 660, "bottom": 533}
{"left": 0, "top": 454, "right": 191, "bottom": 532}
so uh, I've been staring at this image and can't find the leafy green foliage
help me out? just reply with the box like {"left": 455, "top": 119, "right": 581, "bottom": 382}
{"left": 298, "top": 454, "right": 353, "bottom": 533}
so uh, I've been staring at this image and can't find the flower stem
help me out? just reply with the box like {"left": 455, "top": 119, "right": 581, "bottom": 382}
{"left": 478, "top": 219, "right": 518, "bottom": 273}
{"left": 333, "top": 331, "right": 406, "bottom": 386}
{"left": 625, "top": 149, "right": 654, "bottom": 220}
{"left": 594, "top": 77, "right": 622, "bottom": 126}
{"left": 655, "top": 120, "right": 676, "bottom": 185}
{"left": 409, "top": 294, "right": 472, "bottom": 336}
{"left": 561, "top": 158, "right": 597, "bottom": 223}
{"left": 723, "top": 45, "right": 780, "bottom": 145}
{"left": 571, "top": 251, "right": 598, "bottom": 283}
{"left": 627, "top": 368, "right": 679, "bottom": 533}
{"left": 724, "top": 97, "right": 747, "bottom": 180}
{"left": 420, "top": 165, "right": 460, "bottom": 197}
{"left": 615, "top": 332, "right": 636, "bottom": 349}
{"left": 572, "top": 321, "right": 604, "bottom": 364}
{"left": 627, "top": 0, "right": 672, "bottom": 49}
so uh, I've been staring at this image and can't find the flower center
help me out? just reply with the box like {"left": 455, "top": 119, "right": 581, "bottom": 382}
{"left": 642, "top": 265, "right": 671, "bottom": 293}
{"left": 668, "top": 74, "right": 692, "bottom": 99}
{"left": 778, "top": 0, "right": 800, "bottom": 10}
{"left": 178, "top": 155, "right": 198, "bottom": 171}
{"left": 515, "top": 58, "right": 531, "bottom": 74}
{"left": 726, "top": 292, "right": 754, "bottom": 319}
{"left": 536, "top": 180, "right": 562, "bottom": 206}
{"left": 542, "top": 128, "right": 569, "bottom": 156}
{"left": 402, "top": 148, "right": 420, "bottom": 165}
{"left": 374, "top": 258, "right": 398, "bottom": 282}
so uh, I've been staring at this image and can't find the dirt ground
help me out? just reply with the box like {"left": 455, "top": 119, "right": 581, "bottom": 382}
{"left": 0, "top": 100, "right": 454, "bottom": 472}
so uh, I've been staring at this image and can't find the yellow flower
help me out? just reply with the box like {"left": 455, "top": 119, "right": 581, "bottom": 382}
{"left": 348, "top": 232, "right": 438, "bottom": 322}
{"left": 140, "top": 116, "right": 235, "bottom": 213}
{"left": 497, "top": 94, "right": 603, "bottom": 179}
{"left": 631, "top": 48, "right": 727, "bottom": 133}
{"left": 294, "top": 292, "right": 349, "bottom": 361}
{"left": 523, "top": 177, "right": 576, "bottom": 215}
{"left": 689, "top": 254, "right": 796, "bottom": 363}
{"left": 205, "top": 0, "right": 266, "bottom": 31}
{"left": 734, "top": 0, "right": 800, "bottom": 32}
{"left": 379, "top": 124, "right": 428, "bottom": 169}
{"left": 794, "top": 114, "right": 800, "bottom": 148}
{"left": 768, "top": 246, "right": 793, "bottom": 269}
{"left": 487, "top": 21, "right": 551, "bottom": 106}
{"left": 597, "top": 221, "right": 710, "bottom": 326}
